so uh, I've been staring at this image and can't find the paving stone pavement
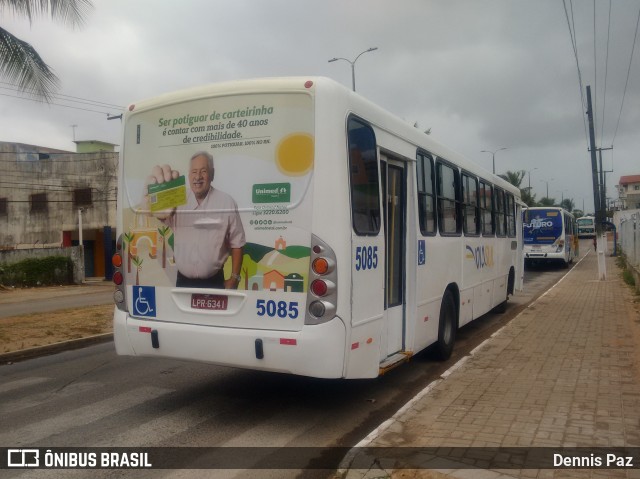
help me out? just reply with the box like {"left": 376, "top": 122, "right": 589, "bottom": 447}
{"left": 338, "top": 250, "right": 640, "bottom": 479}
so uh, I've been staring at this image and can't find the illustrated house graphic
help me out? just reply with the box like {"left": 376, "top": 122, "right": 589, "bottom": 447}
{"left": 284, "top": 273, "right": 304, "bottom": 292}
{"left": 248, "top": 273, "right": 264, "bottom": 291}
{"left": 264, "top": 270, "right": 285, "bottom": 291}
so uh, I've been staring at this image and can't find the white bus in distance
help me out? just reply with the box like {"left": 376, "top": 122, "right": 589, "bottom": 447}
{"left": 523, "top": 207, "right": 577, "bottom": 268}
{"left": 577, "top": 216, "right": 596, "bottom": 238}
{"left": 112, "top": 77, "right": 524, "bottom": 379}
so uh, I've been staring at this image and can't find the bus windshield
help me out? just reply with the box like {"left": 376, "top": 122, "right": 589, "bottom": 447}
{"left": 577, "top": 217, "right": 594, "bottom": 227}
{"left": 523, "top": 208, "right": 563, "bottom": 245}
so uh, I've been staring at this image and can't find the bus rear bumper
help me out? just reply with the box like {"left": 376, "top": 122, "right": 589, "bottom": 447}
{"left": 113, "top": 309, "right": 347, "bottom": 378}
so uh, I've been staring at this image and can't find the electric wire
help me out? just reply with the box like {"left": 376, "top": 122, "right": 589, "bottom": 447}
{"left": 563, "top": 0, "right": 589, "bottom": 144}
{"left": 611, "top": 3, "right": 640, "bottom": 147}
{"left": 0, "top": 81, "right": 125, "bottom": 110}
{"left": 600, "top": 0, "right": 612, "bottom": 146}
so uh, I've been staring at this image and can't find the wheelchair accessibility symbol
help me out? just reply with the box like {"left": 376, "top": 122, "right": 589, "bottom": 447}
{"left": 133, "top": 286, "right": 156, "bottom": 317}
{"left": 418, "top": 240, "right": 426, "bottom": 265}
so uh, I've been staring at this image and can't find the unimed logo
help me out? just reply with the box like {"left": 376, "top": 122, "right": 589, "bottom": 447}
{"left": 8, "top": 449, "right": 39, "bottom": 467}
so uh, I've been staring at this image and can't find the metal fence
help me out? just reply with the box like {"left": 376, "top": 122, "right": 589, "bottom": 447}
{"left": 618, "top": 212, "right": 640, "bottom": 273}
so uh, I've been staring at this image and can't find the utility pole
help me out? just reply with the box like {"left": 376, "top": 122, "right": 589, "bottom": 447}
{"left": 586, "top": 86, "right": 606, "bottom": 280}
{"left": 595, "top": 146, "right": 613, "bottom": 224}
{"left": 586, "top": 87, "right": 601, "bottom": 229}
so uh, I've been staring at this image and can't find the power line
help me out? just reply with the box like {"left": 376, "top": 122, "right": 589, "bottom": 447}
{"left": 0, "top": 92, "right": 122, "bottom": 115}
{"left": 599, "top": 0, "right": 612, "bottom": 145}
{"left": 611, "top": 3, "right": 640, "bottom": 147}
{"left": 593, "top": 0, "right": 598, "bottom": 143}
{"left": 563, "top": 0, "right": 589, "bottom": 144}
{"left": 0, "top": 81, "right": 125, "bottom": 110}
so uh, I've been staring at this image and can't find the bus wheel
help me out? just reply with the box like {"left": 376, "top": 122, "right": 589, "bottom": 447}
{"left": 433, "top": 290, "right": 457, "bottom": 360}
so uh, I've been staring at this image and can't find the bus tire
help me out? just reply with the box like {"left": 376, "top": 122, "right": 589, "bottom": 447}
{"left": 433, "top": 290, "right": 457, "bottom": 360}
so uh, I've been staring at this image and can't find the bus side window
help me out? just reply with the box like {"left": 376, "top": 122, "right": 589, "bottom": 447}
{"left": 506, "top": 193, "right": 516, "bottom": 237}
{"left": 348, "top": 117, "right": 380, "bottom": 236}
{"left": 416, "top": 152, "right": 436, "bottom": 235}
{"left": 480, "top": 181, "right": 494, "bottom": 236}
{"left": 462, "top": 173, "right": 480, "bottom": 236}
{"left": 437, "top": 160, "right": 461, "bottom": 235}
{"left": 495, "top": 188, "right": 506, "bottom": 237}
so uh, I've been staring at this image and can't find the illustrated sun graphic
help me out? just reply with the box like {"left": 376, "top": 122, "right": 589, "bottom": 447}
{"left": 275, "top": 133, "right": 314, "bottom": 176}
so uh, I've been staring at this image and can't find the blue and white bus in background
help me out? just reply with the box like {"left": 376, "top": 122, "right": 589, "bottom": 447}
{"left": 577, "top": 216, "right": 596, "bottom": 238}
{"left": 523, "top": 207, "right": 577, "bottom": 267}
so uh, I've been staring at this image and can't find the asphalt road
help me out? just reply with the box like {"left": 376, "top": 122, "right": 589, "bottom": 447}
{"left": 0, "top": 256, "right": 575, "bottom": 479}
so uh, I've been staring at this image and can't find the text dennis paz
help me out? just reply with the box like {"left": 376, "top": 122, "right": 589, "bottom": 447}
{"left": 555, "top": 453, "right": 634, "bottom": 468}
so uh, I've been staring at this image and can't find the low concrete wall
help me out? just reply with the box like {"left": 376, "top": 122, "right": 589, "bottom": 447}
{"left": 0, "top": 246, "right": 84, "bottom": 284}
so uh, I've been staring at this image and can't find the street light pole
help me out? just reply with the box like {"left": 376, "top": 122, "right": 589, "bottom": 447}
{"left": 328, "top": 47, "right": 378, "bottom": 92}
{"left": 480, "top": 147, "right": 507, "bottom": 174}
{"left": 541, "top": 178, "right": 554, "bottom": 198}
{"left": 527, "top": 167, "right": 538, "bottom": 191}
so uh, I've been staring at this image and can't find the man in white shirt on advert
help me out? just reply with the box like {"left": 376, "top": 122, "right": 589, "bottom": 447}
{"left": 146, "top": 151, "right": 245, "bottom": 289}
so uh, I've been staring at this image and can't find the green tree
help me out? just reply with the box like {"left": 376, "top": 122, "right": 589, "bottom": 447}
{"left": 0, "top": 0, "right": 93, "bottom": 102}
{"left": 499, "top": 170, "right": 539, "bottom": 206}
{"left": 538, "top": 197, "right": 556, "bottom": 207}
{"left": 560, "top": 198, "right": 575, "bottom": 212}
{"left": 521, "top": 188, "right": 538, "bottom": 207}
{"left": 498, "top": 170, "right": 526, "bottom": 189}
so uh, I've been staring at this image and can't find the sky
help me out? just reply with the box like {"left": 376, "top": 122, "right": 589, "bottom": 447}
{"left": 1, "top": 0, "right": 639, "bottom": 213}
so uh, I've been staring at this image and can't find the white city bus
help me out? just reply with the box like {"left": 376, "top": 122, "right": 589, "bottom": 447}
{"left": 112, "top": 77, "right": 524, "bottom": 379}
{"left": 577, "top": 216, "right": 596, "bottom": 238}
{"left": 523, "top": 207, "right": 577, "bottom": 267}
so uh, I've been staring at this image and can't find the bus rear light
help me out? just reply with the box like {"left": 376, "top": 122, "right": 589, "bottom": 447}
{"left": 112, "top": 253, "right": 123, "bottom": 268}
{"left": 306, "top": 234, "right": 338, "bottom": 325}
{"left": 309, "top": 300, "right": 326, "bottom": 318}
{"left": 114, "top": 289, "right": 124, "bottom": 303}
{"left": 312, "top": 257, "right": 335, "bottom": 275}
{"left": 114, "top": 234, "right": 128, "bottom": 313}
{"left": 312, "top": 258, "right": 329, "bottom": 275}
{"left": 308, "top": 300, "right": 336, "bottom": 320}
{"left": 311, "top": 279, "right": 328, "bottom": 296}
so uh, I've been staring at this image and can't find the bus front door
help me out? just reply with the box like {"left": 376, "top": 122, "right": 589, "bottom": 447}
{"left": 382, "top": 157, "right": 406, "bottom": 358}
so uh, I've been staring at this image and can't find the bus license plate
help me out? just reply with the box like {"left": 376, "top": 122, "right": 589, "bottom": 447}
{"left": 191, "top": 294, "right": 228, "bottom": 311}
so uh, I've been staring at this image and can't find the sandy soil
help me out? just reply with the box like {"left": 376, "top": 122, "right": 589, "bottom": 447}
{"left": 0, "top": 292, "right": 113, "bottom": 354}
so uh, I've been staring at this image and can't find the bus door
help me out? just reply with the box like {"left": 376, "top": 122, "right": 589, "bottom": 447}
{"left": 381, "top": 155, "right": 406, "bottom": 357}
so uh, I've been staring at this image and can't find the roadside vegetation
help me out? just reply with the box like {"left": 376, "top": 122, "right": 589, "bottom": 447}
{"left": 0, "top": 256, "right": 73, "bottom": 287}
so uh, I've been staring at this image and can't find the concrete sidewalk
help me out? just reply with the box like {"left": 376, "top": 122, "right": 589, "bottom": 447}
{"left": 339, "top": 251, "right": 640, "bottom": 478}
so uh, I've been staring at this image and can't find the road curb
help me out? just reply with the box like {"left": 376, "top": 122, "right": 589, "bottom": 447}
{"left": 0, "top": 333, "right": 113, "bottom": 364}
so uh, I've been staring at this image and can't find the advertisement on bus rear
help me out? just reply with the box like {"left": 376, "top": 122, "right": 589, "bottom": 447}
{"left": 120, "top": 93, "right": 314, "bottom": 300}
{"left": 523, "top": 209, "right": 562, "bottom": 245}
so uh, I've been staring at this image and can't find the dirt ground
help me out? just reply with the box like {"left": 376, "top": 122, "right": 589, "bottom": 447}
{"left": 0, "top": 285, "right": 113, "bottom": 354}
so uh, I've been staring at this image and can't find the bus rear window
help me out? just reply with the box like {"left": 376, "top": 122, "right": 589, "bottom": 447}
{"left": 523, "top": 209, "right": 563, "bottom": 244}
{"left": 348, "top": 117, "right": 380, "bottom": 235}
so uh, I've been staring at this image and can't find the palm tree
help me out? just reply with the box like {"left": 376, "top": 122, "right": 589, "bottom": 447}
{"left": 520, "top": 189, "right": 538, "bottom": 207}
{"left": 538, "top": 197, "right": 556, "bottom": 207}
{"left": 560, "top": 198, "right": 575, "bottom": 212}
{"left": 499, "top": 170, "right": 538, "bottom": 206}
{"left": 157, "top": 226, "right": 171, "bottom": 269}
{"left": 498, "top": 170, "right": 526, "bottom": 189}
{"left": 0, "top": 0, "right": 93, "bottom": 102}
{"left": 131, "top": 255, "right": 143, "bottom": 286}
{"left": 122, "top": 232, "right": 134, "bottom": 273}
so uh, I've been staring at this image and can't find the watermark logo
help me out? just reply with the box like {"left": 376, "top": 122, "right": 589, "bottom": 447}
{"left": 7, "top": 449, "right": 39, "bottom": 467}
